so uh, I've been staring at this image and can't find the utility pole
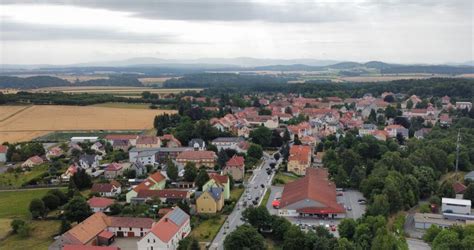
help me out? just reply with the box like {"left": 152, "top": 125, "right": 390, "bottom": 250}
{"left": 455, "top": 129, "right": 461, "bottom": 172}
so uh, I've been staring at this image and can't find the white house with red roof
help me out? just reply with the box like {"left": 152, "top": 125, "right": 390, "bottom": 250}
{"left": 126, "top": 172, "right": 167, "bottom": 203}
{"left": 91, "top": 181, "right": 122, "bottom": 197}
{"left": 87, "top": 197, "right": 115, "bottom": 213}
{"left": 46, "top": 146, "right": 64, "bottom": 160}
{"left": 223, "top": 155, "right": 245, "bottom": 182}
{"left": 0, "top": 145, "right": 7, "bottom": 162}
{"left": 137, "top": 207, "right": 191, "bottom": 250}
{"left": 21, "top": 155, "right": 44, "bottom": 168}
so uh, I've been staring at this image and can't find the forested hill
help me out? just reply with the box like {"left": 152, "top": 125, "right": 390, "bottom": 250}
{"left": 163, "top": 73, "right": 293, "bottom": 88}
{"left": 0, "top": 75, "right": 143, "bottom": 89}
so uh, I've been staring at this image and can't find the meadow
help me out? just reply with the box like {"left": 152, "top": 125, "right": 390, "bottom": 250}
{"left": 0, "top": 105, "right": 176, "bottom": 143}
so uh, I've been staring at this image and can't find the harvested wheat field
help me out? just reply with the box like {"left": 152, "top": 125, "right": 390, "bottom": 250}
{"left": 0, "top": 105, "right": 176, "bottom": 143}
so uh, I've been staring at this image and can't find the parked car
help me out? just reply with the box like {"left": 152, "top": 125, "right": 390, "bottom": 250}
{"left": 260, "top": 184, "right": 265, "bottom": 188}
{"left": 347, "top": 206, "right": 352, "bottom": 211}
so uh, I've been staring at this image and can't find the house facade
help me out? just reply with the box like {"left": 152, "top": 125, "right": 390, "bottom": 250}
{"left": 223, "top": 155, "right": 245, "bottom": 182}
{"left": 196, "top": 187, "right": 224, "bottom": 214}
{"left": 287, "top": 145, "right": 312, "bottom": 176}
{"left": 126, "top": 172, "right": 167, "bottom": 203}
{"left": 176, "top": 150, "right": 216, "bottom": 168}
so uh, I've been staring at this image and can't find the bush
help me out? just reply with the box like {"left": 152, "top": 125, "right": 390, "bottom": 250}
{"left": 42, "top": 194, "right": 61, "bottom": 210}
{"left": 10, "top": 219, "right": 26, "bottom": 234}
{"left": 17, "top": 223, "right": 31, "bottom": 238}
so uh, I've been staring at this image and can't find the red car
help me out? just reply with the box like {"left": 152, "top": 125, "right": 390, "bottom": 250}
{"left": 272, "top": 199, "right": 280, "bottom": 209}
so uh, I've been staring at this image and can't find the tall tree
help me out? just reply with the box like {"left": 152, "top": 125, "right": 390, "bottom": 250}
{"left": 183, "top": 162, "right": 197, "bottom": 182}
{"left": 166, "top": 159, "right": 179, "bottom": 181}
{"left": 64, "top": 197, "right": 92, "bottom": 223}
{"left": 195, "top": 168, "right": 210, "bottom": 191}
{"left": 224, "top": 225, "right": 265, "bottom": 250}
{"left": 249, "top": 126, "right": 272, "bottom": 147}
{"left": 29, "top": 198, "right": 46, "bottom": 219}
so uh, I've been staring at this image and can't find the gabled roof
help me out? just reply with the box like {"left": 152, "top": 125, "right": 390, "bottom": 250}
{"left": 137, "top": 136, "right": 159, "bottom": 145}
{"left": 136, "top": 189, "right": 189, "bottom": 199}
{"left": 25, "top": 155, "right": 43, "bottom": 164}
{"left": 63, "top": 212, "right": 110, "bottom": 245}
{"left": 87, "top": 197, "right": 115, "bottom": 208}
{"left": 280, "top": 168, "right": 344, "bottom": 213}
{"left": 208, "top": 187, "right": 222, "bottom": 201}
{"left": 108, "top": 216, "right": 154, "bottom": 228}
{"left": 226, "top": 155, "right": 245, "bottom": 168}
{"left": 288, "top": 145, "right": 311, "bottom": 165}
{"left": 133, "top": 172, "right": 166, "bottom": 192}
{"left": 105, "top": 163, "right": 122, "bottom": 171}
{"left": 212, "top": 137, "right": 245, "bottom": 143}
{"left": 209, "top": 173, "right": 229, "bottom": 185}
{"left": 149, "top": 207, "right": 190, "bottom": 243}
{"left": 91, "top": 183, "right": 115, "bottom": 193}
{"left": 452, "top": 182, "right": 467, "bottom": 194}
{"left": 176, "top": 150, "right": 216, "bottom": 161}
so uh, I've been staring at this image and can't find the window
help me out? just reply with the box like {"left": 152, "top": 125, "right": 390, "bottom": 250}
{"left": 141, "top": 228, "right": 143, "bottom": 231}
{"left": 148, "top": 239, "right": 150, "bottom": 243}
{"left": 129, "top": 227, "right": 132, "bottom": 231}
{"left": 119, "top": 227, "right": 121, "bottom": 230}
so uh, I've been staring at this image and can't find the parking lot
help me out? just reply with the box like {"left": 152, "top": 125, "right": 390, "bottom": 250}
{"left": 265, "top": 186, "right": 366, "bottom": 237}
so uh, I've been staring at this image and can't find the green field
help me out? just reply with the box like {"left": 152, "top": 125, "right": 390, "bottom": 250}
{"left": 0, "top": 165, "right": 49, "bottom": 188}
{"left": 0, "top": 220, "right": 60, "bottom": 250}
{"left": 230, "top": 187, "right": 244, "bottom": 201}
{"left": 0, "top": 188, "right": 64, "bottom": 219}
{"left": 191, "top": 216, "right": 226, "bottom": 242}
{"left": 260, "top": 189, "right": 271, "bottom": 207}
{"left": 34, "top": 130, "right": 144, "bottom": 142}
{"left": 273, "top": 172, "right": 299, "bottom": 185}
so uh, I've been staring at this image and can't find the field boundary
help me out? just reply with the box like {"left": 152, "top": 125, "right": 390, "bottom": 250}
{"left": 0, "top": 106, "right": 32, "bottom": 122}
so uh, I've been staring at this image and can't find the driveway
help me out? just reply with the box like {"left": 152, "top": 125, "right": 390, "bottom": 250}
{"left": 110, "top": 237, "right": 139, "bottom": 250}
{"left": 407, "top": 238, "right": 431, "bottom": 250}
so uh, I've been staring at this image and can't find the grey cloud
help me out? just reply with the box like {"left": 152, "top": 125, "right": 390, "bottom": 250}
{"left": 0, "top": 19, "right": 176, "bottom": 43}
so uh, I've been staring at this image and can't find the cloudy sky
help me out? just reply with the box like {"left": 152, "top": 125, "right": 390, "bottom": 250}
{"left": 0, "top": 0, "right": 472, "bottom": 65}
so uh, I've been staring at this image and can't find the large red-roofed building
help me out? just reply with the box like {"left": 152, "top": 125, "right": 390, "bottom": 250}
{"left": 278, "top": 168, "right": 345, "bottom": 219}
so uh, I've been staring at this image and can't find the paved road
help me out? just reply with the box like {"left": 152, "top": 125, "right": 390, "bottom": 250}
{"left": 210, "top": 152, "right": 279, "bottom": 250}
{"left": 407, "top": 238, "right": 431, "bottom": 250}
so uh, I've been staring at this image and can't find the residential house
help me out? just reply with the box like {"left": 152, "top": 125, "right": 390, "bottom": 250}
{"left": 105, "top": 134, "right": 138, "bottom": 146}
{"left": 211, "top": 137, "right": 245, "bottom": 151}
{"left": 176, "top": 150, "right": 216, "bottom": 168}
{"left": 456, "top": 102, "right": 472, "bottom": 111}
{"left": 111, "top": 140, "right": 130, "bottom": 152}
{"left": 371, "top": 130, "right": 389, "bottom": 141}
{"left": 453, "top": 182, "right": 467, "bottom": 199}
{"left": 439, "top": 114, "right": 452, "bottom": 128}
{"left": 204, "top": 174, "right": 230, "bottom": 200}
{"left": 50, "top": 212, "right": 154, "bottom": 249}
{"left": 137, "top": 207, "right": 191, "bottom": 250}
{"left": 104, "top": 163, "right": 125, "bottom": 179}
{"left": 196, "top": 187, "right": 224, "bottom": 213}
{"left": 288, "top": 122, "right": 312, "bottom": 140}
{"left": 134, "top": 189, "right": 190, "bottom": 204}
{"left": 61, "top": 165, "right": 78, "bottom": 182}
{"left": 188, "top": 139, "right": 206, "bottom": 151}
{"left": 136, "top": 136, "right": 161, "bottom": 148}
{"left": 384, "top": 125, "right": 408, "bottom": 138}
{"left": 245, "top": 115, "right": 279, "bottom": 129}
{"left": 414, "top": 128, "right": 432, "bottom": 139}
{"left": 314, "top": 152, "right": 325, "bottom": 167}
{"left": 130, "top": 161, "right": 147, "bottom": 177}
{"left": 91, "top": 142, "right": 107, "bottom": 155}
{"left": 46, "top": 147, "right": 64, "bottom": 160}
{"left": 223, "top": 155, "right": 245, "bottom": 182}
{"left": 159, "top": 134, "right": 182, "bottom": 148}
{"left": 88, "top": 197, "right": 115, "bottom": 213}
{"left": 129, "top": 148, "right": 158, "bottom": 165}
{"left": 126, "top": 172, "right": 167, "bottom": 203}
{"left": 278, "top": 168, "right": 345, "bottom": 218}
{"left": 358, "top": 124, "right": 377, "bottom": 137}
{"left": 79, "top": 154, "right": 100, "bottom": 169}
{"left": 21, "top": 155, "right": 44, "bottom": 168}
{"left": 91, "top": 181, "right": 122, "bottom": 197}
{"left": 287, "top": 145, "right": 312, "bottom": 176}
{"left": 0, "top": 145, "right": 7, "bottom": 162}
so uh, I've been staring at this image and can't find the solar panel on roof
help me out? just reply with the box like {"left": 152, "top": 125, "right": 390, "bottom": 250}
{"left": 168, "top": 208, "right": 187, "bottom": 225}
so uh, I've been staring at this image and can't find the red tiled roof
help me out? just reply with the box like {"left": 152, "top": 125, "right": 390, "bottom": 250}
{"left": 137, "top": 136, "right": 159, "bottom": 145}
{"left": 133, "top": 172, "right": 166, "bottom": 192}
{"left": 149, "top": 208, "right": 189, "bottom": 243}
{"left": 176, "top": 150, "right": 216, "bottom": 161}
{"left": 105, "top": 134, "right": 138, "bottom": 141}
{"left": 280, "top": 168, "right": 344, "bottom": 214}
{"left": 210, "top": 173, "right": 229, "bottom": 184}
{"left": 288, "top": 145, "right": 311, "bottom": 165}
{"left": 87, "top": 197, "right": 115, "bottom": 208}
{"left": 26, "top": 155, "right": 44, "bottom": 164}
{"left": 226, "top": 155, "right": 245, "bottom": 168}
{"left": 63, "top": 212, "right": 110, "bottom": 245}
{"left": 91, "top": 183, "right": 115, "bottom": 193}
{"left": 108, "top": 216, "right": 154, "bottom": 228}
{"left": 136, "top": 189, "right": 189, "bottom": 199}
{"left": 105, "top": 163, "right": 122, "bottom": 171}
{"left": 64, "top": 245, "right": 119, "bottom": 250}
{"left": 98, "top": 230, "right": 114, "bottom": 239}
{"left": 0, "top": 145, "right": 7, "bottom": 153}
{"left": 453, "top": 182, "right": 467, "bottom": 194}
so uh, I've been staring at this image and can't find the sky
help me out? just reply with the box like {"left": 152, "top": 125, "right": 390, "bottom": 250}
{"left": 0, "top": 0, "right": 472, "bottom": 65}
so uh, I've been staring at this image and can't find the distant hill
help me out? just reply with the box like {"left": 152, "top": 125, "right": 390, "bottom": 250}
{"left": 0, "top": 75, "right": 143, "bottom": 89}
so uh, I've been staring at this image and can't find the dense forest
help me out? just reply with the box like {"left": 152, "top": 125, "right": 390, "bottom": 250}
{"left": 163, "top": 73, "right": 293, "bottom": 88}
{"left": 0, "top": 74, "right": 143, "bottom": 89}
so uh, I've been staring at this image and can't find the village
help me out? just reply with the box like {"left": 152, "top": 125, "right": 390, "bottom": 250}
{"left": 0, "top": 90, "right": 473, "bottom": 250}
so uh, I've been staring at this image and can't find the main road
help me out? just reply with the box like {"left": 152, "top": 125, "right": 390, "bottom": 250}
{"left": 210, "top": 152, "right": 280, "bottom": 250}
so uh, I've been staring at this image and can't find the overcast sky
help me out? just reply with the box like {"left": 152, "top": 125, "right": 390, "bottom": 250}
{"left": 0, "top": 0, "right": 472, "bottom": 65}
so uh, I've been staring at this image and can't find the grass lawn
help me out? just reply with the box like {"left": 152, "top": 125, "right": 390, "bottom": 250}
{"left": 0, "top": 165, "right": 49, "bottom": 188}
{"left": 273, "top": 172, "right": 299, "bottom": 186}
{"left": 0, "top": 220, "right": 60, "bottom": 250}
{"left": 191, "top": 216, "right": 226, "bottom": 242}
{"left": 0, "top": 188, "right": 65, "bottom": 219}
{"left": 0, "top": 218, "right": 12, "bottom": 239}
{"left": 92, "top": 102, "right": 151, "bottom": 109}
{"left": 230, "top": 187, "right": 244, "bottom": 201}
{"left": 260, "top": 189, "right": 271, "bottom": 207}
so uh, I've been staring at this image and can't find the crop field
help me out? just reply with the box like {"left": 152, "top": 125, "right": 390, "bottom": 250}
{"left": 138, "top": 77, "right": 176, "bottom": 85}
{"left": 0, "top": 105, "right": 176, "bottom": 143}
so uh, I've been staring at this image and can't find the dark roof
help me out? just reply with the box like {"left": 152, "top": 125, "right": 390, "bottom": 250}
{"left": 91, "top": 183, "right": 115, "bottom": 193}
{"left": 80, "top": 154, "right": 97, "bottom": 164}
{"left": 212, "top": 137, "right": 244, "bottom": 143}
